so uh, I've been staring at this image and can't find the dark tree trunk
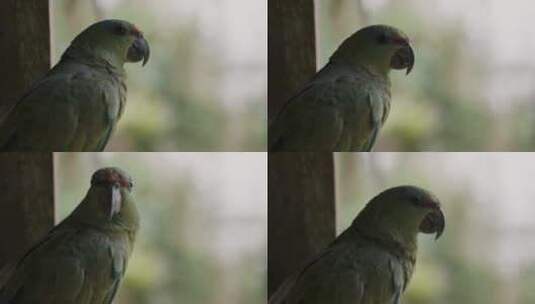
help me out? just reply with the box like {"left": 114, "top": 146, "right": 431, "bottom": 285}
{"left": 268, "top": 2, "right": 336, "bottom": 297}
{"left": 0, "top": 0, "right": 51, "bottom": 121}
{"left": 268, "top": 152, "right": 336, "bottom": 297}
{"left": 267, "top": 0, "right": 317, "bottom": 122}
{"left": 0, "top": 153, "right": 55, "bottom": 267}
{"left": 0, "top": 1, "right": 53, "bottom": 268}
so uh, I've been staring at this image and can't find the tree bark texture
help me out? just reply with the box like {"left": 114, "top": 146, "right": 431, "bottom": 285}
{"left": 0, "top": 1, "right": 53, "bottom": 268}
{"left": 0, "top": 153, "right": 55, "bottom": 267}
{"left": 268, "top": 152, "right": 336, "bottom": 297}
{"left": 268, "top": 0, "right": 317, "bottom": 122}
{"left": 0, "top": 0, "right": 51, "bottom": 122}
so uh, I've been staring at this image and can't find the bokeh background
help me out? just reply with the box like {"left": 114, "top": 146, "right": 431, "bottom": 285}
{"left": 317, "top": 0, "right": 535, "bottom": 151}
{"left": 50, "top": 0, "right": 266, "bottom": 151}
{"left": 54, "top": 153, "right": 266, "bottom": 304}
{"left": 335, "top": 153, "right": 535, "bottom": 304}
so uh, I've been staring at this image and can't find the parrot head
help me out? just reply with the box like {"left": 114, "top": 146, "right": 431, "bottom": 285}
{"left": 332, "top": 25, "right": 415, "bottom": 76}
{"left": 354, "top": 186, "right": 445, "bottom": 243}
{"left": 67, "top": 19, "right": 150, "bottom": 67}
{"left": 90, "top": 167, "right": 134, "bottom": 220}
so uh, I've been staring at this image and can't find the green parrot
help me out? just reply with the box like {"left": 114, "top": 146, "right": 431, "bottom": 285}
{"left": 269, "top": 25, "right": 415, "bottom": 152}
{"left": 0, "top": 167, "right": 139, "bottom": 304}
{"left": 0, "top": 19, "right": 150, "bottom": 151}
{"left": 269, "top": 186, "right": 445, "bottom": 304}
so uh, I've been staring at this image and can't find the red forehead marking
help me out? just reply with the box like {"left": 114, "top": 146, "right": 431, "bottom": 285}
{"left": 101, "top": 170, "right": 130, "bottom": 187}
{"left": 131, "top": 26, "right": 142, "bottom": 37}
{"left": 422, "top": 199, "right": 439, "bottom": 209}
{"left": 391, "top": 36, "right": 409, "bottom": 45}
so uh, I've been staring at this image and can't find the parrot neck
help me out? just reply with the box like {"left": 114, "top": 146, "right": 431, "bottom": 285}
{"left": 62, "top": 45, "right": 126, "bottom": 77}
{"left": 346, "top": 225, "right": 417, "bottom": 265}
{"left": 112, "top": 195, "right": 140, "bottom": 235}
{"left": 330, "top": 52, "right": 391, "bottom": 79}
{"left": 351, "top": 214, "right": 419, "bottom": 258}
{"left": 65, "top": 187, "right": 139, "bottom": 235}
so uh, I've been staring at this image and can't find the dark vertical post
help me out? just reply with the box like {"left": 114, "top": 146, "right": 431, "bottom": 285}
{"left": 268, "top": 1, "right": 335, "bottom": 297}
{"left": 0, "top": 0, "right": 51, "bottom": 120}
{"left": 268, "top": 152, "right": 335, "bottom": 297}
{"left": 0, "top": 153, "right": 55, "bottom": 267}
{"left": 267, "top": 0, "right": 317, "bottom": 121}
{"left": 0, "top": 1, "right": 53, "bottom": 268}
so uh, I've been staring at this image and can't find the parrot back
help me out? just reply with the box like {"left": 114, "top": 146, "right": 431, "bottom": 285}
{"left": 269, "top": 228, "right": 414, "bottom": 304}
{"left": 0, "top": 60, "right": 126, "bottom": 152}
{"left": 268, "top": 62, "right": 391, "bottom": 152}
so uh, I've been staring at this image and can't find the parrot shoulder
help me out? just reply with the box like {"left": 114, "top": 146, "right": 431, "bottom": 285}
{"left": 351, "top": 230, "right": 415, "bottom": 304}
{"left": 315, "top": 63, "right": 390, "bottom": 151}
{"left": 66, "top": 64, "right": 124, "bottom": 151}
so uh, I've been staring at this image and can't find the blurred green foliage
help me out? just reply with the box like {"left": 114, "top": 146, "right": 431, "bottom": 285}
{"left": 51, "top": 0, "right": 266, "bottom": 151}
{"left": 55, "top": 153, "right": 266, "bottom": 304}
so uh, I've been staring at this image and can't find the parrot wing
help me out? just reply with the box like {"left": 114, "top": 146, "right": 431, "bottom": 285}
{"left": 269, "top": 65, "right": 386, "bottom": 152}
{"left": 93, "top": 82, "right": 125, "bottom": 152}
{"left": 268, "top": 248, "right": 336, "bottom": 304}
{"left": 0, "top": 72, "right": 78, "bottom": 151}
{"left": 388, "top": 258, "right": 410, "bottom": 304}
{"left": 269, "top": 83, "right": 344, "bottom": 151}
{"left": 0, "top": 227, "right": 87, "bottom": 304}
{"left": 270, "top": 228, "right": 410, "bottom": 304}
{"left": 103, "top": 243, "right": 129, "bottom": 304}
{"left": 269, "top": 245, "right": 366, "bottom": 304}
{"left": 0, "top": 64, "right": 122, "bottom": 151}
{"left": 1, "top": 225, "right": 128, "bottom": 304}
{"left": 0, "top": 262, "right": 17, "bottom": 293}
{"left": 362, "top": 89, "right": 390, "bottom": 152}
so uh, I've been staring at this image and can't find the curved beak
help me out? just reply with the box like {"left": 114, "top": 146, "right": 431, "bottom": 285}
{"left": 127, "top": 36, "right": 150, "bottom": 66}
{"left": 390, "top": 42, "right": 415, "bottom": 75}
{"left": 419, "top": 206, "right": 445, "bottom": 240}
{"left": 110, "top": 183, "right": 122, "bottom": 220}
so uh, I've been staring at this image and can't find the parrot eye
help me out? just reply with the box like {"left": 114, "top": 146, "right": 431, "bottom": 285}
{"left": 114, "top": 24, "right": 128, "bottom": 36}
{"left": 128, "top": 182, "right": 133, "bottom": 189}
{"left": 377, "top": 33, "right": 388, "bottom": 44}
{"left": 409, "top": 196, "right": 422, "bottom": 206}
